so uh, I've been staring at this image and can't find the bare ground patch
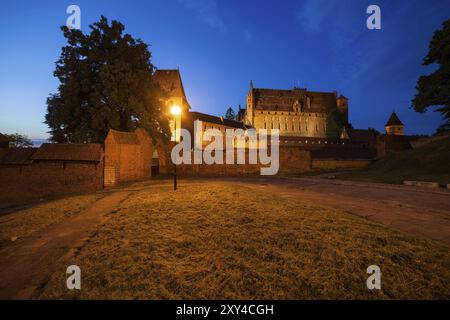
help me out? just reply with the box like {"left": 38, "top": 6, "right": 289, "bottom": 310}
{"left": 38, "top": 181, "right": 450, "bottom": 299}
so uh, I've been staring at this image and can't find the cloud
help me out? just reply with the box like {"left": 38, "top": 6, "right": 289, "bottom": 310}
{"left": 294, "top": 0, "right": 422, "bottom": 89}
{"left": 179, "top": 0, "right": 227, "bottom": 33}
{"left": 295, "top": 0, "right": 340, "bottom": 33}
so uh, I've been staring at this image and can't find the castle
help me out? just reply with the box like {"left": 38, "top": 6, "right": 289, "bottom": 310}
{"left": 153, "top": 70, "right": 349, "bottom": 139}
{"left": 238, "top": 81, "right": 348, "bottom": 138}
{"left": 0, "top": 69, "right": 418, "bottom": 207}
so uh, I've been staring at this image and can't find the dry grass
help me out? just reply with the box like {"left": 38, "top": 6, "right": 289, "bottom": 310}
{"left": 39, "top": 181, "right": 450, "bottom": 299}
{"left": 0, "top": 194, "right": 103, "bottom": 252}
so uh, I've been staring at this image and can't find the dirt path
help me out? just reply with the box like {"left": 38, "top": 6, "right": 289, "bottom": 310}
{"left": 0, "top": 191, "right": 130, "bottom": 299}
{"left": 225, "top": 177, "right": 450, "bottom": 245}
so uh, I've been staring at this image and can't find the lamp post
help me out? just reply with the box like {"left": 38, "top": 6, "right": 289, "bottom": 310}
{"left": 170, "top": 104, "right": 182, "bottom": 191}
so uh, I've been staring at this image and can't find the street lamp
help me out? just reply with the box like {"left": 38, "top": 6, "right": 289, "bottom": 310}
{"left": 170, "top": 104, "right": 182, "bottom": 191}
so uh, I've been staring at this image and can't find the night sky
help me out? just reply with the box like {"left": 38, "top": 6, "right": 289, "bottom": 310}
{"left": 1, "top": 0, "right": 449, "bottom": 139}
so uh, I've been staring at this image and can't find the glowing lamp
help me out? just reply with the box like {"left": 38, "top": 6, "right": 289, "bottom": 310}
{"left": 170, "top": 105, "right": 182, "bottom": 116}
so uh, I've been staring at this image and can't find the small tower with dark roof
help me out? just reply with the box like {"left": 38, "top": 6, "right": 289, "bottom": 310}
{"left": 385, "top": 112, "right": 404, "bottom": 136}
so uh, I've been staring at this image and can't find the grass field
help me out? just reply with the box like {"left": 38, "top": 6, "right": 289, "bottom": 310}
{"left": 38, "top": 181, "right": 450, "bottom": 300}
{"left": 338, "top": 136, "right": 450, "bottom": 185}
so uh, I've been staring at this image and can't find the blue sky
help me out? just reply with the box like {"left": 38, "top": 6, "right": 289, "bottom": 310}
{"left": 0, "top": 0, "right": 449, "bottom": 139}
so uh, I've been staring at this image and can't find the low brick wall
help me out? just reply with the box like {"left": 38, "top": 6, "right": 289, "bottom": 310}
{"left": 163, "top": 145, "right": 375, "bottom": 176}
{"left": 170, "top": 147, "right": 312, "bottom": 176}
{"left": 311, "top": 159, "right": 371, "bottom": 170}
{"left": 0, "top": 161, "right": 103, "bottom": 207}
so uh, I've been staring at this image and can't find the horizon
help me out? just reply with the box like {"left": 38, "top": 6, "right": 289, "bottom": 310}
{"left": 1, "top": 0, "right": 450, "bottom": 139}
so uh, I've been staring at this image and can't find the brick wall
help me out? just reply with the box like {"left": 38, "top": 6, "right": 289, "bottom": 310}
{"left": 0, "top": 161, "right": 103, "bottom": 208}
{"left": 312, "top": 159, "right": 371, "bottom": 170}
{"left": 164, "top": 146, "right": 312, "bottom": 176}
{"left": 104, "top": 129, "right": 153, "bottom": 187}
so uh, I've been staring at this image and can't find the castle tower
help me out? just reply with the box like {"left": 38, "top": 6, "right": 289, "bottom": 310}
{"left": 153, "top": 69, "right": 191, "bottom": 142}
{"left": 385, "top": 112, "right": 404, "bottom": 135}
{"left": 246, "top": 80, "right": 255, "bottom": 125}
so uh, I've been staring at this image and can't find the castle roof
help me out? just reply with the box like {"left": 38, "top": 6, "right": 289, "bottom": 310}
{"left": 153, "top": 69, "right": 191, "bottom": 109}
{"left": 385, "top": 112, "right": 404, "bottom": 127}
{"left": 251, "top": 87, "right": 338, "bottom": 113}
{"left": 31, "top": 143, "right": 103, "bottom": 162}
{"left": 187, "top": 112, "right": 247, "bottom": 129}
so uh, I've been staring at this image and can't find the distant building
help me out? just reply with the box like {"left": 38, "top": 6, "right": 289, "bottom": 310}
{"left": 385, "top": 112, "right": 404, "bottom": 136}
{"left": 240, "top": 81, "right": 348, "bottom": 138}
{"left": 376, "top": 112, "right": 425, "bottom": 157}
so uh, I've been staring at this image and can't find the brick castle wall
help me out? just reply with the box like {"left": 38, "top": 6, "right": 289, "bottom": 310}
{"left": 160, "top": 146, "right": 312, "bottom": 176}
{"left": 312, "top": 159, "right": 371, "bottom": 170}
{"left": 0, "top": 161, "right": 103, "bottom": 207}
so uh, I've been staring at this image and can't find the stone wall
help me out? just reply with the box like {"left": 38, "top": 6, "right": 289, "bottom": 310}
{"left": 0, "top": 161, "right": 103, "bottom": 207}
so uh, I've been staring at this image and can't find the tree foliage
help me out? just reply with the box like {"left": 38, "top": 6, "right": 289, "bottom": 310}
{"left": 7, "top": 133, "right": 33, "bottom": 148}
{"left": 225, "top": 107, "right": 236, "bottom": 120}
{"left": 45, "top": 16, "right": 170, "bottom": 143}
{"left": 412, "top": 19, "right": 450, "bottom": 133}
{"left": 326, "top": 109, "right": 346, "bottom": 139}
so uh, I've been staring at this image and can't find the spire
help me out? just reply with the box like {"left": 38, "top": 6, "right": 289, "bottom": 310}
{"left": 385, "top": 112, "right": 404, "bottom": 127}
{"left": 250, "top": 80, "right": 253, "bottom": 91}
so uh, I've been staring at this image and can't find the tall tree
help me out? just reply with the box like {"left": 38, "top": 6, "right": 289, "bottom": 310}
{"left": 326, "top": 109, "right": 346, "bottom": 139}
{"left": 7, "top": 133, "right": 33, "bottom": 148}
{"left": 412, "top": 19, "right": 450, "bottom": 133}
{"left": 225, "top": 107, "right": 236, "bottom": 120}
{"left": 45, "top": 16, "right": 170, "bottom": 143}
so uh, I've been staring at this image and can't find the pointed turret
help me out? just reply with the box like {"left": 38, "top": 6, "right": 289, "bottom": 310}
{"left": 385, "top": 112, "right": 404, "bottom": 135}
